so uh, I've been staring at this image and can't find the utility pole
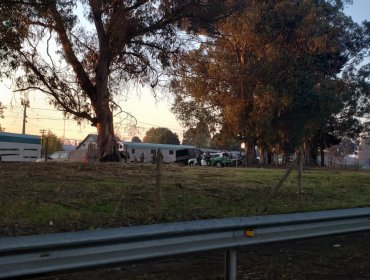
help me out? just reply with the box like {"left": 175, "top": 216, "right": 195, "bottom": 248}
{"left": 39, "top": 129, "right": 46, "bottom": 157}
{"left": 21, "top": 99, "right": 30, "bottom": 134}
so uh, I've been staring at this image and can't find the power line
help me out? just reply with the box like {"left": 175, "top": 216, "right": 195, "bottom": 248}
{"left": 3, "top": 115, "right": 84, "bottom": 122}
{"left": 7, "top": 105, "right": 61, "bottom": 112}
{"left": 4, "top": 114, "right": 184, "bottom": 131}
{"left": 136, "top": 120, "right": 184, "bottom": 132}
{"left": 6, "top": 105, "right": 184, "bottom": 130}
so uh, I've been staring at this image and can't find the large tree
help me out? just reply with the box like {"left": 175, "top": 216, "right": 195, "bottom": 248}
{"left": 0, "top": 0, "right": 241, "bottom": 160}
{"left": 143, "top": 127, "right": 180, "bottom": 144}
{"left": 308, "top": 49, "right": 370, "bottom": 166}
{"left": 171, "top": 0, "right": 369, "bottom": 164}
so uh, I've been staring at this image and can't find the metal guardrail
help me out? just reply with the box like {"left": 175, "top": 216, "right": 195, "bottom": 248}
{"left": 1, "top": 207, "right": 370, "bottom": 279}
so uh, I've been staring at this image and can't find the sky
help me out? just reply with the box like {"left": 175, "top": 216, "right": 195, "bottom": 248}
{"left": 0, "top": 0, "right": 369, "bottom": 143}
{"left": 0, "top": 82, "right": 183, "bottom": 143}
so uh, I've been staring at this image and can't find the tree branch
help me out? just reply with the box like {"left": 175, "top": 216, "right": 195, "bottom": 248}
{"left": 18, "top": 54, "right": 94, "bottom": 123}
{"left": 47, "top": 3, "right": 96, "bottom": 100}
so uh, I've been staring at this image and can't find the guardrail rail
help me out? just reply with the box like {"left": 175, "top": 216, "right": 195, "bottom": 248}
{"left": 1, "top": 207, "right": 370, "bottom": 279}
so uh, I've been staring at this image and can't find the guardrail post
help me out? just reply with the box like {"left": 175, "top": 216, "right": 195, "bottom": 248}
{"left": 224, "top": 249, "right": 237, "bottom": 280}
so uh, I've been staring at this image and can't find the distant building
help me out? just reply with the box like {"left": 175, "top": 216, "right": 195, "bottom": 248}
{"left": 68, "top": 134, "right": 98, "bottom": 162}
{"left": 76, "top": 134, "right": 97, "bottom": 150}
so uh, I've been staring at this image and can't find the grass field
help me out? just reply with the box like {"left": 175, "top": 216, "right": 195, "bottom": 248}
{"left": 1, "top": 161, "right": 370, "bottom": 237}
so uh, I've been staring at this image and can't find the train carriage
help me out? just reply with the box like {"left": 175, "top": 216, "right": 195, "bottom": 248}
{"left": 118, "top": 142, "right": 200, "bottom": 164}
{"left": 0, "top": 132, "right": 41, "bottom": 162}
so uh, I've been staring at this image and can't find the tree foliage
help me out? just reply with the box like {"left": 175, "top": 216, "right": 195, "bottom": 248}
{"left": 143, "top": 127, "right": 180, "bottom": 144}
{"left": 182, "top": 121, "right": 211, "bottom": 147}
{"left": 42, "top": 130, "right": 63, "bottom": 156}
{"left": 326, "top": 137, "right": 357, "bottom": 158}
{"left": 171, "top": 0, "right": 370, "bottom": 163}
{"left": 210, "top": 128, "right": 240, "bottom": 151}
{"left": 0, "top": 0, "right": 242, "bottom": 160}
{"left": 131, "top": 136, "right": 142, "bottom": 143}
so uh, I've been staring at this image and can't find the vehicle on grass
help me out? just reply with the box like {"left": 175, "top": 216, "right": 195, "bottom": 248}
{"left": 188, "top": 152, "right": 215, "bottom": 166}
{"left": 0, "top": 132, "right": 41, "bottom": 162}
{"left": 188, "top": 158, "right": 198, "bottom": 165}
{"left": 210, "top": 152, "right": 233, "bottom": 167}
{"left": 189, "top": 152, "right": 236, "bottom": 167}
{"left": 36, "top": 151, "right": 71, "bottom": 162}
{"left": 202, "top": 152, "right": 216, "bottom": 166}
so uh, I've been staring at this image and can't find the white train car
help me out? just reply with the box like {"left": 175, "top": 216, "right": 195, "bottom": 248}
{"left": 118, "top": 142, "right": 200, "bottom": 164}
{"left": 0, "top": 132, "right": 41, "bottom": 162}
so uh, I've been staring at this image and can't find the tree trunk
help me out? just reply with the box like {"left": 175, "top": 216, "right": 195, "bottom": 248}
{"left": 258, "top": 147, "right": 263, "bottom": 165}
{"left": 320, "top": 146, "right": 325, "bottom": 167}
{"left": 247, "top": 145, "right": 253, "bottom": 165}
{"left": 89, "top": 3, "right": 119, "bottom": 162}
{"left": 93, "top": 48, "right": 116, "bottom": 161}
{"left": 310, "top": 144, "right": 319, "bottom": 166}
{"left": 95, "top": 99, "right": 115, "bottom": 160}
{"left": 259, "top": 147, "right": 266, "bottom": 165}
{"left": 303, "top": 141, "right": 311, "bottom": 165}
{"left": 245, "top": 140, "right": 255, "bottom": 166}
{"left": 283, "top": 151, "right": 290, "bottom": 165}
{"left": 267, "top": 151, "right": 273, "bottom": 165}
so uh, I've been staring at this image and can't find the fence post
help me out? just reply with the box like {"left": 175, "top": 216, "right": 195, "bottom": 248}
{"left": 224, "top": 249, "right": 237, "bottom": 280}
{"left": 155, "top": 149, "right": 163, "bottom": 222}
{"left": 45, "top": 137, "right": 48, "bottom": 162}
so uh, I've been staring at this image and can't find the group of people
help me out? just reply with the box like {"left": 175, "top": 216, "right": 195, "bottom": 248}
{"left": 132, "top": 152, "right": 145, "bottom": 163}
{"left": 196, "top": 152, "right": 212, "bottom": 166}
{"left": 135, "top": 151, "right": 162, "bottom": 164}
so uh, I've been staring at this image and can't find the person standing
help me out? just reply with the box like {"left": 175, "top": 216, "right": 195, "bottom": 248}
{"left": 140, "top": 152, "right": 145, "bottom": 163}
{"left": 196, "top": 153, "right": 202, "bottom": 166}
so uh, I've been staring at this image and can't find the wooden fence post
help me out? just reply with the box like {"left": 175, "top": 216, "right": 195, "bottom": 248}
{"left": 156, "top": 149, "right": 163, "bottom": 222}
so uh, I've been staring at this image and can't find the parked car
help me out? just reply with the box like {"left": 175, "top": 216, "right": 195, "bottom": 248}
{"left": 188, "top": 152, "right": 203, "bottom": 166}
{"left": 188, "top": 152, "right": 217, "bottom": 166}
{"left": 188, "top": 158, "right": 198, "bottom": 165}
{"left": 36, "top": 151, "right": 71, "bottom": 162}
{"left": 210, "top": 152, "right": 232, "bottom": 167}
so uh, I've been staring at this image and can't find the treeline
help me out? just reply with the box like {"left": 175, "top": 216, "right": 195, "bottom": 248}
{"left": 170, "top": 0, "right": 370, "bottom": 166}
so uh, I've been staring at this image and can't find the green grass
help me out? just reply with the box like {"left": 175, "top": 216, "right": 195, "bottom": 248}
{"left": 1, "top": 162, "right": 370, "bottom": 236}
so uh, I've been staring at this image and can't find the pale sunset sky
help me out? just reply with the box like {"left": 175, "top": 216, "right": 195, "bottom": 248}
{"left": 0, "top": 1, "right": 369, "bottom": 142}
